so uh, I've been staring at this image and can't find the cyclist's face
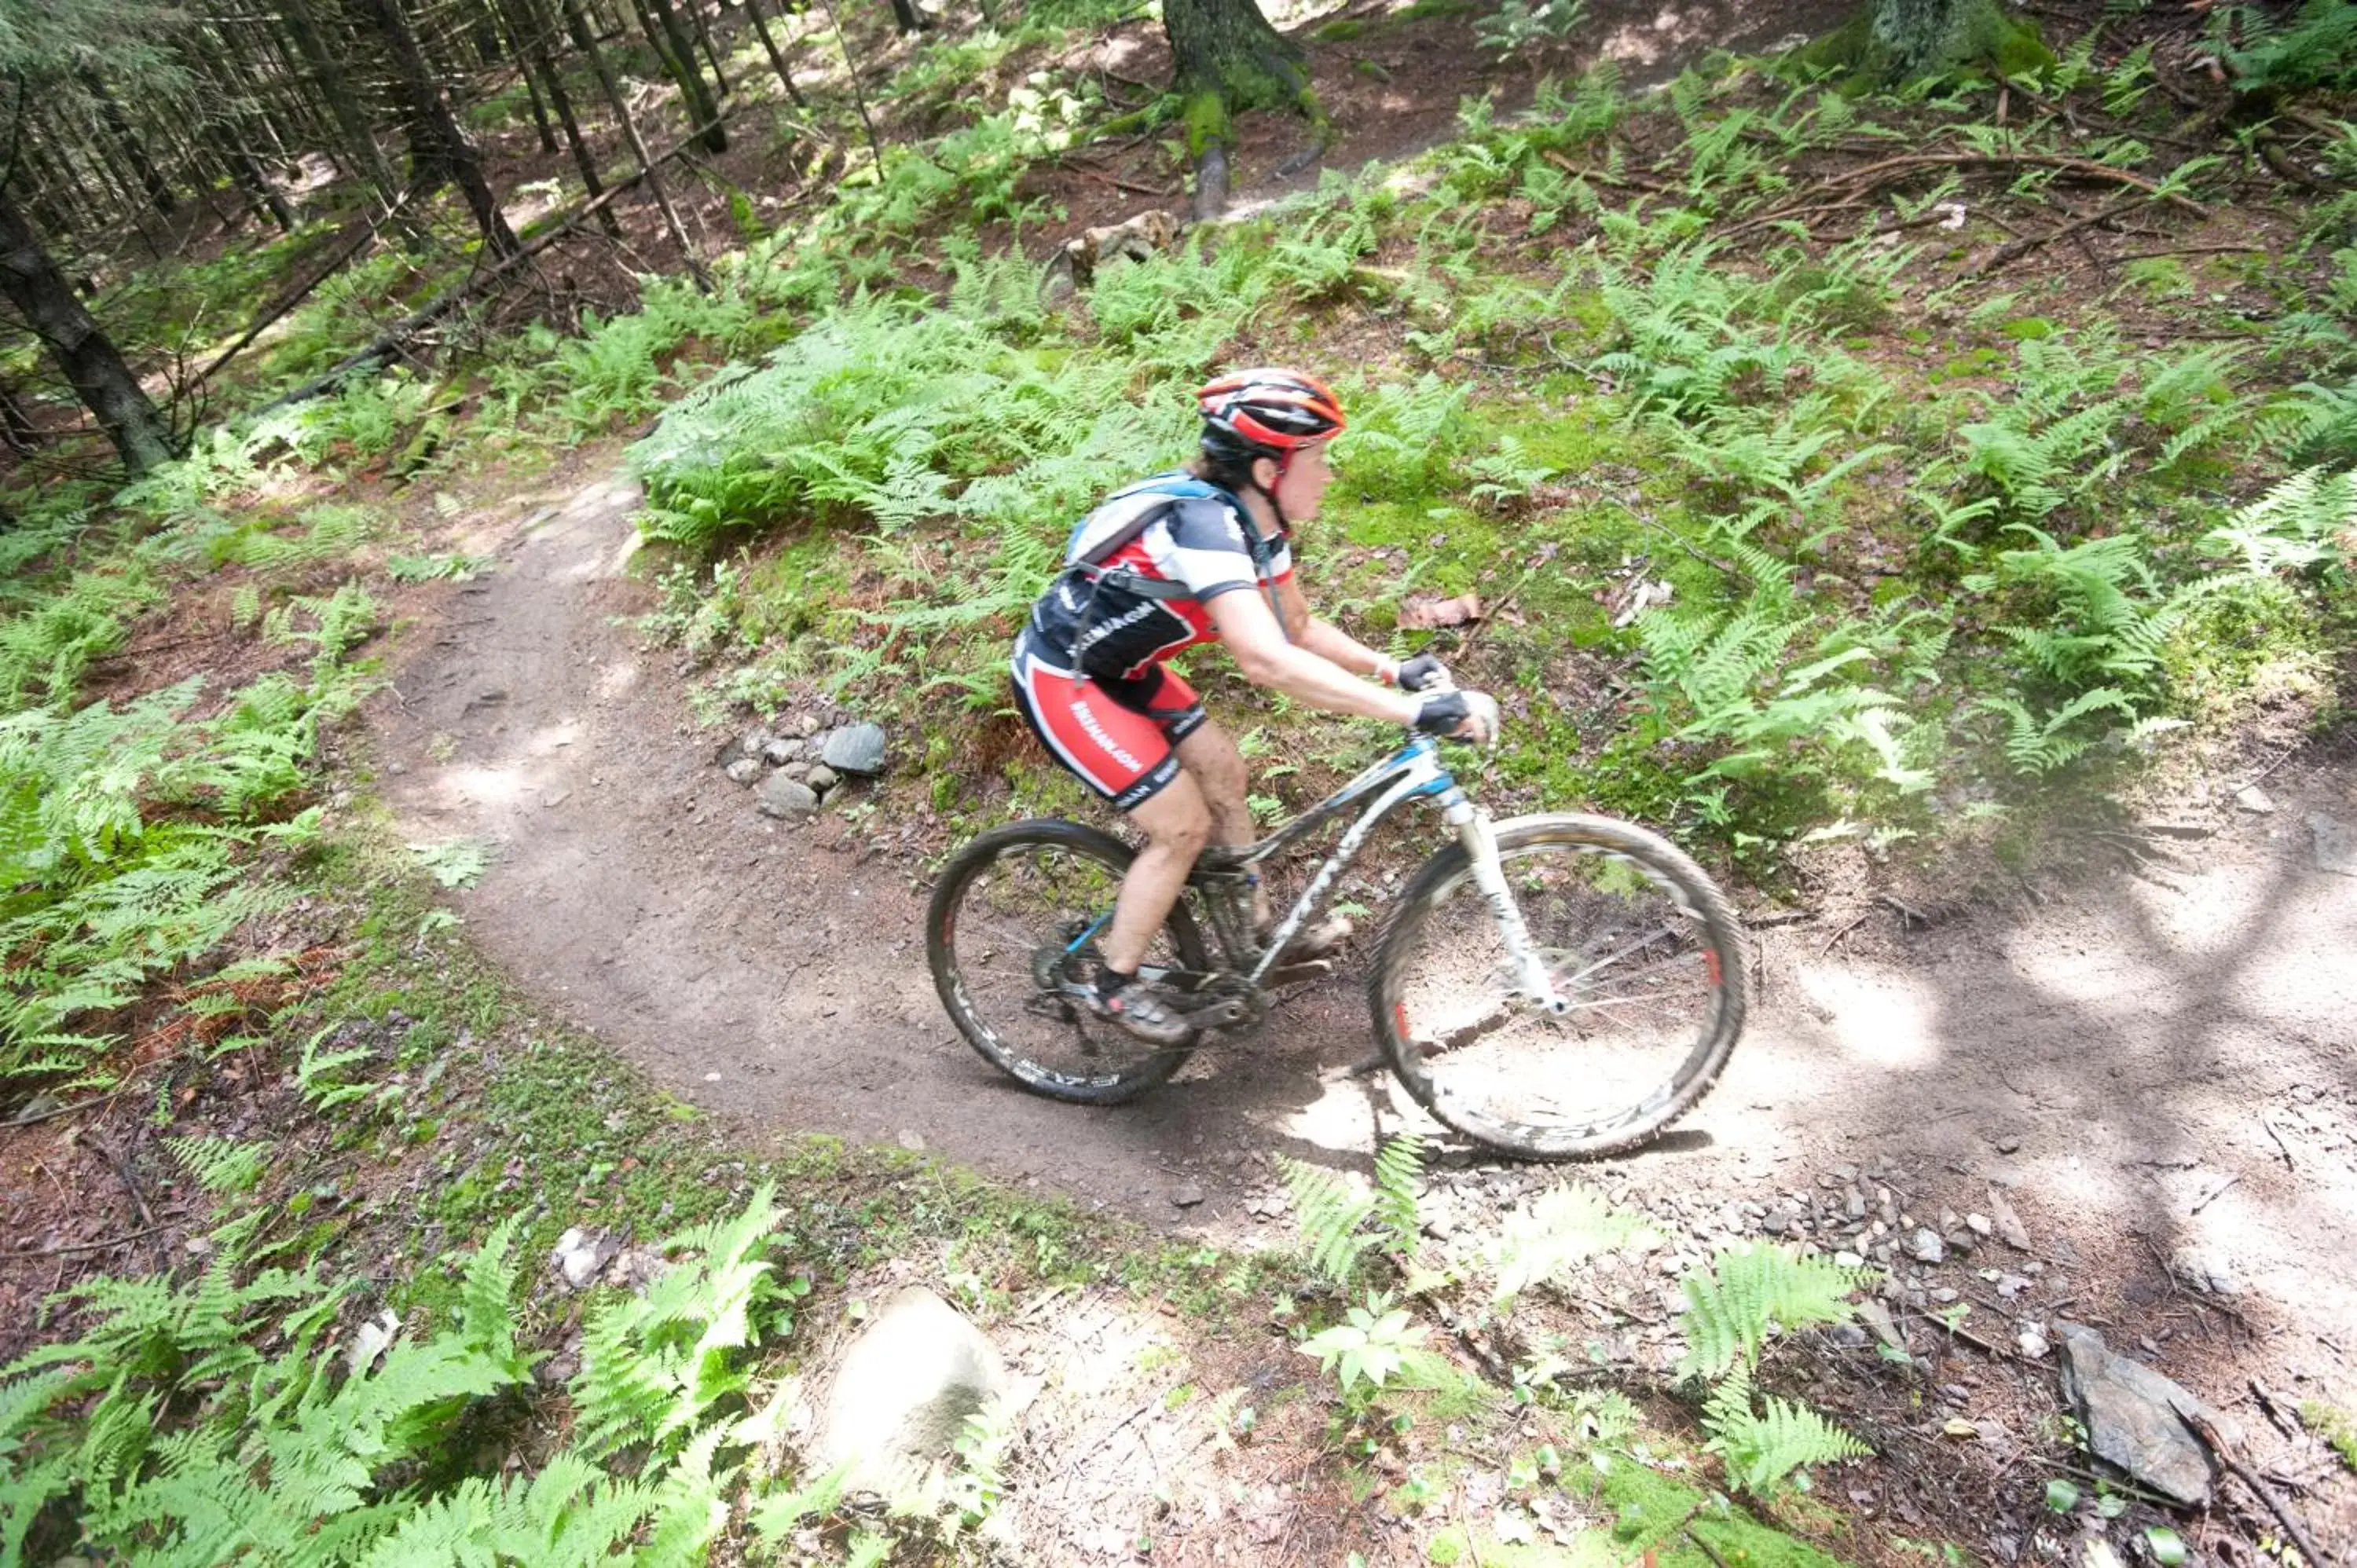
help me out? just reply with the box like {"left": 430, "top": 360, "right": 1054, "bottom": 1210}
{"left": 1268, "top": 440, "right": 1333, "bottom": 522}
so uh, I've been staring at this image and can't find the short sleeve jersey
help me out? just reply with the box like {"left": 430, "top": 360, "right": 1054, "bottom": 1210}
{"left": 1026, "top": 474, "right": 1293, "bottom": 680}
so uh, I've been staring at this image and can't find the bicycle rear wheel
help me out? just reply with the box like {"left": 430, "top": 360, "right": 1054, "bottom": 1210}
{"left": 927, "top": 819, "right": 1208, "bottom": 1105}
{"left": 1369, "top": 815, "right": 1746, "bottom": 1160}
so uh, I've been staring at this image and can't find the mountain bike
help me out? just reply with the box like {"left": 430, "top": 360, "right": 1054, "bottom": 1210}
{"left": 926, "top": 727, "right": 1746, "bottom": 1160}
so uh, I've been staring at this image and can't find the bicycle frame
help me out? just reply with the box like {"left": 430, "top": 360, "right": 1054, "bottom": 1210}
{"left": 1175, "top": 733, "right": 1570, "bottom": 1012}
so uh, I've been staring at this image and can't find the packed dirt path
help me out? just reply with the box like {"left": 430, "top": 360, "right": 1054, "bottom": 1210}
{"left": 379, "top": 470, "right": 2357, "bottom": 1544}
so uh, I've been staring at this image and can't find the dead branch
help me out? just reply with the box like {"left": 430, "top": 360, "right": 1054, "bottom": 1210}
{"left": 255, "top": 101, "right": 745, "bottom": 415}
{"left": 1723, "top": 150, "right": 2210, "bottom": 241}
{"left": 192, "top": 181, "right": 427, "bottom": 390}
{"left": 2176, "top": 1406, "right": 2331, "bottom": 1567}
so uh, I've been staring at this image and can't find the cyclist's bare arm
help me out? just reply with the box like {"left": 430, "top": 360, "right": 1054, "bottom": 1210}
{"left": 1273, "top": 574, "right": 1396, "bottom": 683}
{"left": 1209, "top": 588, "right": 1420, "bottom": 724}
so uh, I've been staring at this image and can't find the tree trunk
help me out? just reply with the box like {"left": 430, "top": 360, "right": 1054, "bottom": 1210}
{"left": 347, "top": 0, "right": 523, "bottom": 258}
{"left": 0, "top": 188, "right": 177, "bottom": 475}
{"left": 77, "top": 71, "right": 178, "bottom": 218}
{"left": 0, "top": 382, "right": 40, "bottom": 455}
{"left": 634, "top": 0, "right": 728, "bottom": 151}
{"left": 280, "top": 0, "right": 405, "bottom": 205}
{"left": 560, "top": 0, "right": 708, "bottom": 276}
{"left": 681, "top": 0, "right": 735, "bottom": 95}
{"left": 1160, "top": 0, "right": 1314, "bottom": 219}
{"left": 1809, "top": 0, "right": 2054, "bottom": 80}
{"left": 884, "top": 0, "right": 928, "bottom": 33}
{"left": 742, "top": 0, "right": 808, "bottom": 108}
{"left": 515, "top": 44, "right": 563, "bottom": 153}
{"left": 509, "top": 0, "right": 624, "bottom": 235}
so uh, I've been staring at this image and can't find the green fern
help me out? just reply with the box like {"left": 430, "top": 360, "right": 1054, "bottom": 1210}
{"left": 1370, "top": 1134, "right": 1425, "bottom": 1258}
{"left": 1676, "top": 1244, "right": 1869, "bottom": 1382}
{"left": 1484, "top": 1183, "right": 1651, "bottom": 1310}
{"left": 1701, "top": 1362, "right": 1870, "bottom": 1495}
{"left": 1278, "top": 1156, "right": 1378, "bottom": 1286}
{"left": 165, "top": 1134, "right": 267, "bottom": 1196}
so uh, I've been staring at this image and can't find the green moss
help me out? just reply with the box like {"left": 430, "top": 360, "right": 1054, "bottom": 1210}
{"left": 1183, "top": 88, "right": 1231, "bottom": 159}
{"left": 1311, "top": 16, "right": 1366, "bottom": 41}
{"left": 1798, "top": 2, "right": 2053, "bottom": 87}
{"left": 2301, "top": 1401, "right": 2357, "bottom": 1473}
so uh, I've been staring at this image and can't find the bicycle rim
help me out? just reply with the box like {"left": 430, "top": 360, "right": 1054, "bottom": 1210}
{"left": 929, "top": 822, "right": 1203, "bottom": 1105}
{"left": 1373, "top": 816, "right": 1745, "bottom": 1160}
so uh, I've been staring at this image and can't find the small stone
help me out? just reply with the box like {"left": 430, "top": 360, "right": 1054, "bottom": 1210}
{"left": 739, "top": 728, "right": 776, "bottom": 760}
{"left": 807, "top": 764, "right": 841, "bottom": 793}
{"left": 1834, "top": 1250, "right": 1865, "bottom": 1268}
{"left": 2311, "top": 811, "right": 2357, "bottom": 877}
{"left": 551, "top": 1227, "right": 618, "bottom": 1291}
{"left": 2168, "top": 1244, "right": 2240, "bottom": 1296}
{"left": 795, "top": 712, "right": 823, "bottom": 738}
{"left": 1966, "top": 1213, "right": 1993, "bottom": 1237}
{"left": 1945, "top": 1229, "right": 1977, "bottom": 1257}
{"left": 822, "top": 722, "right": 889, "bottom": 776}
{"left": 1171, "top": 1182, "right": 1205, "bottom": 1208}
{"left": 757, "top": 775, "right": 820, "bottom": 820}
{"left": 898, "top": 1129, "right": 926, "bottom": 1152}
{"left": 763, "top": 737, "right": 803, "bottom": 765}
{"left": 2057, "top": 1323, "right": 2234, "bottom": 1506}
{"left": 1994, "top": 1134, "right": 2022, "bottom": 1154}
{"left": 724, "top": 757, "right": 764, "bottom": 786}
{"left": 2018, "top": 1324, "right": 2050, "bottom": 1358}
{"left": 1912, "top": 1228, "right": 1945, "bottom": 1265}
{"left": 1987, "top": 1189, "right": 2033, "bottom": 1251}
{"left": 2234, "top": 785, "right": 2276, "bottom": 815}
{"left": 541, "top": 789, "right": 570, "bottom": 808}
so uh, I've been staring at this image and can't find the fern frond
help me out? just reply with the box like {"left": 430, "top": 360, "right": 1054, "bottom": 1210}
{"left": 1676, "top": 1244, "right": 1869, "bottom": 1380}
{"left": 1277, "top": 1156, "right": 1376, "bottom": 1286}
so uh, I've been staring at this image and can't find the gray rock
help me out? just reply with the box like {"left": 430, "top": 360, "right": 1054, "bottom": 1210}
{"left": 795, "top": 712, "right": 823, "bottom": 738}
{"left": 762, "top": 737, "right": 804, "bottom": 765}
{"left": 2168, "top": 1244, "right": 2240, "bottom": 1296}
{"left": 807, "top": 764, "right": 841, "bottom": 794}
{"left": 779, "top": 761, "right": 812, "bottom": 782}
{"left": 756, "top": 775, "right": 820, "bottom": 820}
{"left": 2312, "top": 812, "right": 2357, "bottom": 877}
{"left": 551, "top": 1227, "right": 618, "bottom": 1291}
{"left": 2056, "top": 1322, "right": 2232, "bottom": 1505}
{"left": 739, "top": 728, "right": 776, "bottom": 761}
{"left": 812, "top": 1286, "right": 1010, "bottom": 1493}
{"left": 1986, "top": 1188, "right": 2033, "bottom": 1251}
{"left": 1912, "top": 1228, "right": 1945, "bottom": 1265}
{"left": 723, "top": 757, "right": 764, "bottom": 786}
{"left": 1171, "top": 1181, "right": 1205, "bottom": 1207}
{"left": 821, "top": 722, "right": 889, "bottom": 776}
{"left": 2234, "top": 785, "right": 2276, "bottom": 815}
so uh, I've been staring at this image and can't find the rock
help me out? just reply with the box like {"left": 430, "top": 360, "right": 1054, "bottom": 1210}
{"left": 821, "top": 722, "right": 889, "bottom": 776}
{"left": 1987, "top": 1188, "right": 2033, "bottom": 1251}
{"left": 2056, "top": 1322, "right": 2233, "bottom": 1506}
{"left": 2018, "top": 1323, "right": 2050, "bottom": 1359}
{"left": 1912, "top": 1228, "right": 1945, "bottom": 1265}
{"left": 551, "top": 1226, "right": 618, "bottom": 1291}
{"left": 795, "top": 712, "right": 823, "bottom": 738}
{"left": 897, "top": 1129, "right": 926, "bottom": 1152}
{"left": 807, "top": 764, "right": 841, "bottom": 794}
{"left": 2312, "top": 812, "right": 2357, "bottom": 877}
{"left": 762, "top": 737, "right": 804, "bottom": 765}
{"left": 2168, "top": 1244, "right": 2240, "bottom": 1296}
{"left": 2234, "top": 785, "right": 2276, "bottom": 815}
{"left": 1966, "top": 1213, "right": 1993, "bottom": 1237}
{"left": 1171, "top": 1182, "right": 1205, "bottom": 1208}
{"left": 812, "top": 1286, "right": 1010, "bottom": 1492}
{"left": 723, "top": 757, "right": 764, "bottom": 786}
{"left": 739, "top": 728, "right": 777, "bottom": 760}
{"left": 756, "top": 775, "right": 820, "bottom": 821}
{"left": 1994, "top": 1134, "right": 2022, "bottom": 1154}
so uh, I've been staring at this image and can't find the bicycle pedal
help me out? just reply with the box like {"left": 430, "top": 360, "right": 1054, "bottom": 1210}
{"left": 1261, "top": 960, "right": 1333, "bottom": 987}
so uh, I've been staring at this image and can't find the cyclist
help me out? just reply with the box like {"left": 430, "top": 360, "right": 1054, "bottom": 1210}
{"left": 1010, "top": 367, "right": 1501, "bottom": 1046}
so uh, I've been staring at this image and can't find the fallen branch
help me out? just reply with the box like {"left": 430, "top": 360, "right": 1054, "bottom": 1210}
{"left": 2176, "top": 1406, "right": 2331, "bottom": 1567}
{"left": 1724, "top": 149, "right": 2209, "bottom": 240}
{"left": 255, "top": 101, "right": 743, "bottom": 415}
{"left": 193, "top": 181, "right": 426, "bottom": 389}
{"left": 19, "top": 1225, "right": 169, "bottom": 1258}
{"left": 1539, "top": 149, "right": 1681, "bottom": 196}
{"left": 1975, "top": 190, "right": 2143, "bottom": 277}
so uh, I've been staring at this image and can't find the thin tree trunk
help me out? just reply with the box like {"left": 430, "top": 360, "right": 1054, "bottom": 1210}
{"left": 509, "top": 0, "right": 622, "bottom": 235}
{"left": 0, "top": 383, "right": 39, "bottom": 455}
{"left": 633, "top": 0, "right": 728, "bottom": 151}
{"left": 812, "top": 0, "right": 884, "bottom": 173}
{"left": 515, "top": 43, "right": 563, "bottom": 152}
{"left": 742, "top": 0, "right": 808, "bottom": 108}
{"left": 681, "top": 0, "right": 734, "bottom": 94}
{"left": 77, "top": 71, "right": 178, "bottom": 218}
{"left": 560, "top": 0, "right": 707, "bottom": 278}
{"left": 884, "top": 0, "right": 927, "bottom": 34}
{"left": 1160, "top": 0, "right": 1314, "bottom": 218}
{"left": 280, "top": 0, "right": 405, "bottom": 205}
{"left": 347, "top": 0, "right": 522, "bottom": 258}
{"left": 0, "top": 186, "right": 177, "bottom": 474}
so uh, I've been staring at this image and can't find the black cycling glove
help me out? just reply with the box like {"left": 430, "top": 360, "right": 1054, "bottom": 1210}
{"left": 1395, "top": 652, "right": 1451, "bottom": 692}
{"left": 1410, "top": 691, "right": 1469, "bottom": 736}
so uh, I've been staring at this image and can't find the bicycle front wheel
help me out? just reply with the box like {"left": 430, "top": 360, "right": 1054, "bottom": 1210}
{"left": 927, "top": 819, "right": 1209, "bottom": 1105}
{"left": 1370, "top": 815, "right": 1746, "bottom": 1160}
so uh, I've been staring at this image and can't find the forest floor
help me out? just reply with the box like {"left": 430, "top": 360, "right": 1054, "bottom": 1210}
{"left": 368, "top": 447, "right": 2357, "bottom": 1558}
{"left": 9, "top": 0, "right": 2357, "bottom": 1560}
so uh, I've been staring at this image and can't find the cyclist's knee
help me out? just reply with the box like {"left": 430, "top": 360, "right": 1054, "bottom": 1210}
{"left": 1131, "top": 774, "right": 1211, "bottom": 853}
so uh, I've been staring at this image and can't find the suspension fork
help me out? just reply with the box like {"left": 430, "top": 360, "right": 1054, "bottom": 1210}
{"left": 1446, "top": 802, "right": 1570, "bottom": 1016}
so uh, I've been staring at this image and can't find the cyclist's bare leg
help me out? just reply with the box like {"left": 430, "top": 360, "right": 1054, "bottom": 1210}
{"left": 1101, "top": 771, "right": 1210, "bottom": 973}
{"left": 1174, "top": 721, "right": 1270, "bottom": 929}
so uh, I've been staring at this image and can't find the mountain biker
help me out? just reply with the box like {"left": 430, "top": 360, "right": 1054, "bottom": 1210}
{"left": 1010, "top": 367, "right": 1501, "bottom": 1046}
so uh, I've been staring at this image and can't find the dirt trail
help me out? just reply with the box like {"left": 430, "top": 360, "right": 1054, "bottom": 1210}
{"left": 380, "top": 471, "right": 2357, "bottom": 1531}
